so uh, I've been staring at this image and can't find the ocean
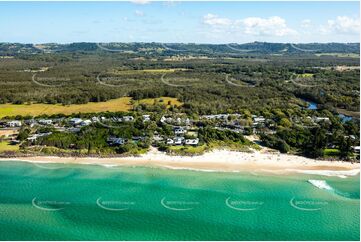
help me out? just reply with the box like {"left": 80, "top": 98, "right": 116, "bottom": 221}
{"left": 0, "top": 160, "right": 359, "bottom": 240}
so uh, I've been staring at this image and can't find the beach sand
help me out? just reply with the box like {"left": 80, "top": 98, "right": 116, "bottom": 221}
{"left": 0, "top": 148, "right": 359, "bottom": 177}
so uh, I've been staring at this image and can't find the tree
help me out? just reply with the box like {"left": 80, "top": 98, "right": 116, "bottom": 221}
{"left": 278, "top": 140, "right": 290, "bottom": 153}
{"left": 279, "top": 118, "right": 291, "bottom": 128}
{"left": 339, "top": 137, "right": 353, "bottom": 159}
{"left": 17, "top": 128, "right": 30, "bottom": 141}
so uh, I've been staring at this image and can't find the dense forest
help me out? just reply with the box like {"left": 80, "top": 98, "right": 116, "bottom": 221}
{"left": 0, "top": 42, "right": 359, "bottom": 114}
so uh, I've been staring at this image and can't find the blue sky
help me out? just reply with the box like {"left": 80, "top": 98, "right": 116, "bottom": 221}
{"left": 0, "top": 1, "right": 359, "bottom": 44}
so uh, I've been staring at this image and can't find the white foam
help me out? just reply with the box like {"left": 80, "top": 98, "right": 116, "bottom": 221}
{"left": 308, "top": 179, "right": 333, "bottom": 190}
{"left": 285, "top": 168, "right": 360, "bottom": 178}
{"left": 100, "top": 164, "right": 119, "bottom": 168}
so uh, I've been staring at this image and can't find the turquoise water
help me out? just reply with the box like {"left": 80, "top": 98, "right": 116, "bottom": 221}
{"left": 0, "top": 160, "right": 359, "bottom": 241}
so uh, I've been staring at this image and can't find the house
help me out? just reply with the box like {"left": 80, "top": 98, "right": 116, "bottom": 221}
{"left": 166, "top": 138, "right": 174, "bottom": 145}
{"left": 24, "top": 119, "right": 37, "bottom": 128}
{"left": 111, "top": 117, "right": 122, "bottom": 122}
{"left": 67, "top": 127, "right": 81, "bottom": 133}
{"left": 91, "top": 117, "right": 100, "bottom": 122}
{"left": 142, "top": 115, "right": 151, "bottom": 122}
{"left": 27, "top": 132, "right": 52, "bottom": 143}
{"left": 185, "top": 138, "right": 199, "bottom": 146}
{"left": 132, "top": 136, "right": 145, "bottom": 142}
{"left": 174, "top": 137, "right": 184, "bottom": 145}
{"left": 55, "top": 127, "right": 66, "bottom": 132}
{"left": 27, "top": 136, "right": 37, "bottom": 143}
{"left": 80, "top": 120, "right": 92, "bottom": 126}
{"left": 69, "top": 118, "right": 83, "bottom": 125}
{"left": 202, "top": 114, "right": 229, "bottom": 120}
{"left": 10, "top": 140, "right": 20, "bottom": 145}
{"left": 53, "top": 118, "right": 65, "bottom": 123}
{"left": 160, "top": 116, "right": 173, "bottom": 123}
{"left": 107, "top": 137, "right": 125, "bottom": 146}
{"left": 123, "top": 116, "right": 134, "bottom": 122}
{"left": 352, "top": 146, "right": 360, "bottom": 153}
{"left": 160, "top": 116, "right": 167, "bottom": 123}
{"left": 253, "top": 116, "right": 266, "bottom": 123}
{"left": 185, "top": 118, "right": 191, "bottom": 126}
{"left": 153, "top": 135, "right": 163, "bottom": 141}
{"left": 7, "top": 120, "right": 22, "bottom": 127}
{"left": 38, "top": 119, "right": 53, "bottom": 125}
{"left": 314, "top": 117, "right": 330, "bottom": 123}
{"left": 252, "top": 116, "right": 267, "bottom": 128}
{"left": 174, "top": 126, "right": 187, "bottom": 135}
{"left": 24, "top": 119, "right": 37, "bottom": 125}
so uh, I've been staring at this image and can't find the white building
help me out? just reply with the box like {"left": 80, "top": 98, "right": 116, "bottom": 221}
{"left": 185, "top": 118, "right": 191, "bottom": 126}
{"left": 352, "top": 146, "right": 360, "bottom": 153}
{"left": 174, "top": 137, "right": 184, "bottom": 145}
{"left": 123, "top": 116, "right": 134, "bottom": 122}
{"left": 107, "top": 137, "right": 125, "bottom": 145}
{"left": 69, "top": 118, "right": 83, "bottom": 125}
{"left": 80, "top": 120, "right": 92, "bottom": 126}
{"left": 91, "top": 117, "right": 100, "bottom": 122}
{"left": 314, "top": 117, "right": 330, "bottom": 123}
{"left": 143, "top": 115, "right": 151, "bottom": 122}
{"left": 27, "top": 132, "right": 52, "bottom": 143}
{"left": 185, "top": 138, "right": 199, "bottom": 146}
{"left": 111, "top": 117, "right": 123, "bottom": 122}
{"left": 38, "top": 119, "right": 53, "bottom": 125}
{"left": 153, "top": 135, "right": 163, "bottom": 141}
{"left": 253, "top": 116, "right": 266, "bottom": 123}
{"left": 166, "top": 138, "right": 174, "bottom": 145}
{"left": 7, "top": 120, "right": 22, "bottom": 127}
{"left": 202, "top": 114, "right": 229, "bottom": 120}
{"left": 160, "top": 116, "right": 173, "bottom": 123}
{"left": 174, "top": 126, "right": 187, "bottom": 135}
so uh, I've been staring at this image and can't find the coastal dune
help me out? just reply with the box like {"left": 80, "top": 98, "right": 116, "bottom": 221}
{"left": 1, "top": 149, "right": 359, "bottom": 177}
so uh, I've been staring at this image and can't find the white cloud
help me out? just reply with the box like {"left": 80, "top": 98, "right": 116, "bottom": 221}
{"left": 202, "top": 14, "right": 297, "bottom": 37}
{"left": 130, "top": 0, "right": 150, "bottom": 5}
{"left": 301, "top": 19, "right": 311, "bottom": 28}
{"left": 163, "top": 1, "right": 179, "bottom": 7}
{"left": 321, "top": 16, "right": 360, "bottom": 34}
{"left": 240, "top": 16, "right": 297, "bottom": 36}
{"left": 134, "top": 10, "right": 144, "bottom": 17}
{"left": 203, "top": 14, "right": 232, "bottom": 26}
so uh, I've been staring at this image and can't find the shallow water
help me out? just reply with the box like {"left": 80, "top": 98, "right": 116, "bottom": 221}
{"left": 0, "top": 160, "right": 359, "bottom": 240}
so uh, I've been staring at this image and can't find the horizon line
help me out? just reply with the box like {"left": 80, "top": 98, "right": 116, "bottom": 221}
{"left": 2, "top": 41, "right": 360, "bottom": 45}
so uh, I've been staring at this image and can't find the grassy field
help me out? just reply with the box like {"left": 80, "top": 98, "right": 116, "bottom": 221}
{"left": 135, "top": 97, "right": 183, "bottom": 107}
{"left": 167, "top": 144, "right": 207, "bottom": 155}
{"left": 315, "top": 53, "right": 360, "bottom": 58}
{"left": 0, "top": 97, "right": 182, "bottom": 118}
{"left": 111, "top": 68, "right": 188, "bottom": 74}
{"left": 323, "top": 148, "right": 340, "bottom": 157}
{"left": 0, "top": 141, "right": 19, "bottom": 152}
{"left": 298, "top": 73, "right": 314, "bottom": 78}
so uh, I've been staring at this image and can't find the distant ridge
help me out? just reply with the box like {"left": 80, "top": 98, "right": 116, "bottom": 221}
{"left": 0, "top": 41, "right": 359, "bottom": 55}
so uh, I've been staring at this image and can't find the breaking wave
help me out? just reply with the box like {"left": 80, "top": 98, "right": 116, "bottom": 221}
{"left": 308, "top": 179, "right": 358, "bottom": 199}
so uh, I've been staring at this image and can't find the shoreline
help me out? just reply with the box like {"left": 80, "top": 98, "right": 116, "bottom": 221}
{"left": 0, "top": 149, "right": 359, "bottom": 177}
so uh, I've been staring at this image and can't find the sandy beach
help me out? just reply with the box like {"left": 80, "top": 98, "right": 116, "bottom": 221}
{"left": 0, "top": 148, "right": 359, "bottom": 177}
